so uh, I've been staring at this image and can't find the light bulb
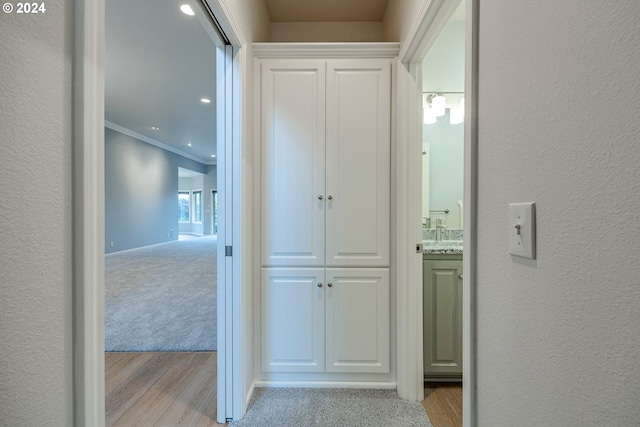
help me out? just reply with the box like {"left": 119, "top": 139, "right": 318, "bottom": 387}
{"left": 432, "top": 95, "right": 446, "bottom": 117}
{"left": 423, "top": 107, "right": 437, "bottom": 124}
{"left": 450, "top": 108, "right": 464, "bottom": 124}
{"left": 180, "top": 4, "right": 195, "bottom": 15}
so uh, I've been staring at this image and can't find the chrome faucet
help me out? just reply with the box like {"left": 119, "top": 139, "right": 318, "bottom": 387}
{"left": 435, "top": 219, "right": 446, "bottom": 242}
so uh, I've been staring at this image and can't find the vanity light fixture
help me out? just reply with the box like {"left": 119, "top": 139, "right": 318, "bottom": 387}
{"left": 211, "top": 154, "right": 216, "bottom": 158}
{"left": 151, "top": 126, "right": 159, "bottom": 130}
{"left": 201, "top": 98, "right": 211, "bottom": 103}
{"left": 180, "top": 4, "right": 195, "bottom": 16}
{"left": 423, "top": 92, "right": 465, "bottom": 125}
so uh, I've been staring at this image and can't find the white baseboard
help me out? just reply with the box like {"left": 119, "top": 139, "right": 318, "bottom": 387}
{"left": 254, "top": 380, "right": 397, "bottom": 389}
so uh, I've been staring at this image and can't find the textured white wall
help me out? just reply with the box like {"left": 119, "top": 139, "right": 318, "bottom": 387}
{"left": 0, "top": 2, "right": 74, "bottom": 425}
{"left": 271, "top": 22, "right": 383, "bottom": 42}
{"left": 477, "top": 1, "right": 640, "bottom": 425}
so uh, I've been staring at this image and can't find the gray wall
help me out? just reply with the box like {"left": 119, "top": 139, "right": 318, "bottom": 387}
{"left": 105, "top": 127, "right": 206, "bottom": 253}
{"left": 477, "top": 1, "right": 640, "bottom": 425}
{"left": 0, "top": 3, "right": 74, "bottom": 425}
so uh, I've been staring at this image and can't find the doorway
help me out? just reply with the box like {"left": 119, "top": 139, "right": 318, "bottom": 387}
{"left": 103, "top": 0, "right": 223, "bottom": 424}
{"left": 396, "top": 0, "right": 478, "bottom": 425}
{"left": 73, "top": 0, "right": 243, "bottom": 425}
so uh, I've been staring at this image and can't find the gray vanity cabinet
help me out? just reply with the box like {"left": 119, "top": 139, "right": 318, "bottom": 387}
{"left": 423, "top": 255, "right": 463, "bottom": 380}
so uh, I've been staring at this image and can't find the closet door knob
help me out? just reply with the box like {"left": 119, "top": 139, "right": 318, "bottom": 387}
{"left": 318, "top": 195, "right": 323, "bottom": 200}
{"left": 327, "top": 195, "right": 333, "bottom": 200}
{"left": 327, "top": 282, "right": 333, "bottom": 288}
{"left": 317, "top": 283, "right": 323, "bottom": 288}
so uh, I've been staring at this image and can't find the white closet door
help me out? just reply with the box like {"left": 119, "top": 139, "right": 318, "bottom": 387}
{"left": 325, "top": 59, "right": 391, "bottom": 267}
{"left": 261, "top": 60, "right": 326, "bottom": 267}
{"left": 261, "top": 268, "right": 325, "bottom": 373}
{"left": 325, "top": 268, "right": 390, "bottom": 373}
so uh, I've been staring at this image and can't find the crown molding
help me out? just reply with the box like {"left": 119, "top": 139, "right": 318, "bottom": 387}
{"left": 104, "top": 121, "right": 215, "bottom": 166}
{"left": 253, "top": 42, "right": 400, "bottom": 58}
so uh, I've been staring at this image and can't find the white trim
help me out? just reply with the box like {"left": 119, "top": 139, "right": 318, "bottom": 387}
{"left": 394, "top": 59, "right": 425, "bottom": 402}
{"left": 230, "top": 44, "right": 245, "bottom": 421}
{"left": 73, "top": 0, "right": 105, "bottom": 425}
{"left": 463, "top": 1, "right": 479, "bottom": 425}
{"left": 399, "top": 0, "right": 461, "bottom": 63}
{"left": 253, "top": 42, "right": 400, "bottom": 58}
{"left": 105, "top": 121, "right": 215, "bottom": 166}
{"left": 203, "top": 0, "right": 246, "bottom": 47}
{"left": 254, "top": 381, "right": 397, "bottom": 389}
{"left": 216, "top": 44, "right": 231, "bottom": 424}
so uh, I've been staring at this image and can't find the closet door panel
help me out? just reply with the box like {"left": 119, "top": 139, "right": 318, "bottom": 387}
{"left": 261, "top": 268, "right": 325, "bottom": 373}
{"left": 325, "top": 268, "right": 390, "bottom": 373}
{"left": 325, "top": 60, "right": 390, "bottom": 267}
{"left": 261, "top": 60, "right": 326, "bottom": 267}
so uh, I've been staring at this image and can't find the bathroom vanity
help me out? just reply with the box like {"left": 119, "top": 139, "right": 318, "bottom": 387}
{"left": 423, "top": 241, "right": 463, "bottom": 381}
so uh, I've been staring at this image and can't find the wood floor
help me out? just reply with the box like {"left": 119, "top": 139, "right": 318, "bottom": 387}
{"left": 105, "top": 352, "right": 226, "bottom": 426}
{"left": 422, "top": 382, "right": 463, "bottom": 427}
{"left": 107, "top": 352, "right": 461, "bottom": 427}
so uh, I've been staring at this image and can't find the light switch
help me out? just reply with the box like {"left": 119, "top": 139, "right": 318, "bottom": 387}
{"left": 508, "top": 202, "right": 536, "bottom": 259}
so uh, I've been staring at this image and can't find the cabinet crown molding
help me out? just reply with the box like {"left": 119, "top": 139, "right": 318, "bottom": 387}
{"left": 253, "top": 42, "right": 400, "bottom": 59}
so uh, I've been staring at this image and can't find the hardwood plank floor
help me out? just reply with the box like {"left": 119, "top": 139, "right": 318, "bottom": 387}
{"left": 105, "top": 352, "right": 226, "bottom": 427}
{"left": 108, "top": 352, "right": 461, "bottom": 427}
{"left": 422, "top": 382, "right": 462, "bottom": 427}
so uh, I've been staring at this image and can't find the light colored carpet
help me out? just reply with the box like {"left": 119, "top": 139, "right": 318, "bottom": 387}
{"left": 229, "top": 388, "right": 433, "bottom": 427}
{"left": 105, "top": 235, "right": 217, "bottom": 351}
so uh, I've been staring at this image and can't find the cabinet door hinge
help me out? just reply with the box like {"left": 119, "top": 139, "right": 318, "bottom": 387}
{"left": 225, "top": 245, "right": 233, "bottom": 256}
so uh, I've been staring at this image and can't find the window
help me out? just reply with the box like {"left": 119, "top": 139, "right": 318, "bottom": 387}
{"left": 193, "top": 190, "right": 202, "bottom": 224}
{"left": 178, "top": 191, "right": 190, "bottom": 222}
{"left": 212, "top": 190, "right": 218, "bottom": 234}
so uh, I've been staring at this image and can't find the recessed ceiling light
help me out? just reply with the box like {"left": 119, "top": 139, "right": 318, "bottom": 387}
{"left": 201, "top": 98, "right": 211, "bottom": 104}
{"left": 187, "top": 142, "right": 192, "bottom": 147}
{"left": 211, "top": 154, "right": 216, "bottom": 158}
{"left": 180, "top": 4, "right": 195, "bottom": 16}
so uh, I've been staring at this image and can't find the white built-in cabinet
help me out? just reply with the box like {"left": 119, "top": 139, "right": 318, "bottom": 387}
{"left": 258, "top": 54, "right": 392, "bottom": 378}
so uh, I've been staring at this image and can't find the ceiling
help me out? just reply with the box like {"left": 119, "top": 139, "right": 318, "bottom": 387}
{"left": 106, "top": 0, "right": 460, "bottom": 166}
{"left": 105, "top": 0, "right": 217, "bottom": 164}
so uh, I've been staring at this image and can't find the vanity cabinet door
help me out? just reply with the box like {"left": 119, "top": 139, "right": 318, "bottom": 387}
{"left": 423, "top": 259, "right": 463, "bottom": 378}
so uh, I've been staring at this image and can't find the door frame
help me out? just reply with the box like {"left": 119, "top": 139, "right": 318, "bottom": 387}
{"left": 72, "top": 0, "right": 246, "bottom": 424}
{"left": 396, "top": 0, "right": 478, "bottom": 425}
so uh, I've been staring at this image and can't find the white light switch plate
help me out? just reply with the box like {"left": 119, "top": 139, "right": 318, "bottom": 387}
{"left": 509, "top": 202, "right": 536, "bottom": 259}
